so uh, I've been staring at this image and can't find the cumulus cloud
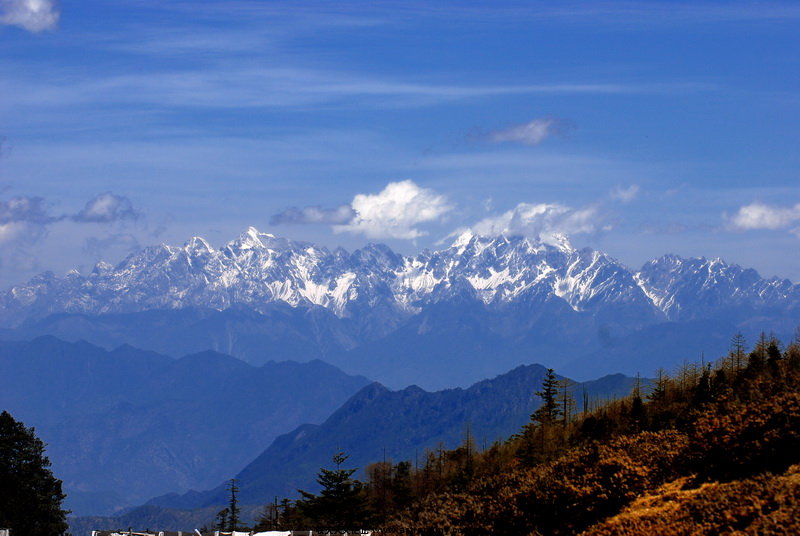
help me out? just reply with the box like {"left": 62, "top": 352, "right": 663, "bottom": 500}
{"left": 463, "top": 202, "right": 607, "bottom": 247}
{"left": 334, "top": 180, "right": 451, "bottom": 239}
{"left": 270, "top": 204, "right": 355, "bottom": 225}
{"left": 271, "top": 180, "right": 451, "bottom": 240}
{"left": 487, "top": 117, "right": 566, "bottom": 147}
{"left": 730, "top": 201, "right": 800, "bottom": 232}
{"left": 73, "top": 192, "right": 138, "bottom": 223}
{"left": 1, "top": 0, "right": 59, "bottom": 33}
{"left": 610, "top": 184, "right": 640, "bottom": 203}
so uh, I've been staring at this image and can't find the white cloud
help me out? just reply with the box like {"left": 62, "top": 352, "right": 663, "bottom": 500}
{"left": 488, "top": 118, "right": 560, "bottom": 146}
{"left": 465, "top": 202, "right": 606, "bottom": 247}
{"left": 730, "top": 201, "right": 800, "bottom": 231}
{"left": 1, "top": 0, "right": 59, "bottom": 33}
{"left": 610, "top": 184, "right": 640, "bottom": 203}
{"left": 333, "top": 180, "right": 451, "bottom": 239}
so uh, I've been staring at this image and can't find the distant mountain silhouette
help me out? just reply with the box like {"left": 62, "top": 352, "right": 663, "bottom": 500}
{"left": 0, "top": 336, "right": 369, "bottom": 516}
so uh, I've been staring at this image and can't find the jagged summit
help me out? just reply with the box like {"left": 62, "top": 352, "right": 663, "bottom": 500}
{"left": 450, "top": 229, "right": 573, "bottom": 254}
{"left": 0, "top": 228, "right": 798, "bottom": 328}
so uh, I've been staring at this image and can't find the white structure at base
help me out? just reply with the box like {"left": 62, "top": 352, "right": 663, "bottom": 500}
{"left": 91, "top": 532, "right": 370, "bottom": 536}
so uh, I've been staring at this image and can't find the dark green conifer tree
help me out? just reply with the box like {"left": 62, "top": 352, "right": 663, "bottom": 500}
{"left": 215, "top": 507, "right": 230, "bottom": 531}
{"left": 392, "top": 461, "right": 413, "bottom": 510}
{"left": 692, "top": 364, "right": 713, "bottom": 406}
{"left": 0, "top": 411, "right": 69, "bottom": 536}
{"left": 227, "top": 478, "right": 240, "bottom": 531}
{"left": 532, "top": 368, "right": 561, "bottom": 425}
{"left": 767, "top": 339, "right": 783, "bottom": 375}
{"left": 297, "top": 451, "right": 370, "bottom": 530}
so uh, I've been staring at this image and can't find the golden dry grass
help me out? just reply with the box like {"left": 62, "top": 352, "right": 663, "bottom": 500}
{"left": 582, "top": 465, "right": 800, "bottom": 536}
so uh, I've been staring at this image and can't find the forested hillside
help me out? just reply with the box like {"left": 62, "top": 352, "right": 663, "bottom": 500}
{"left": 262, "top": 332, "right": 800, "bottom": 535}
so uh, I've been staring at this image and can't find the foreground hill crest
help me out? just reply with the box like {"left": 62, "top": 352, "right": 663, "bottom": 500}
{"left": 2, "top": 227, "right": 798, "bottom": 328}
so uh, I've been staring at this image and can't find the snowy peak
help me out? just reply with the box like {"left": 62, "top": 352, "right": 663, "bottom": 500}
{"left": 224, "top": 226, "right": 303, "bottom": 255}
{"left": 235, "top": 226, "right": 274, "bottom": 248}
{"left": 0, "top": 229, "right": 797, "bottom": 328}
{"left": 183, "top": 236, "right": 216, "bottom": 258}
{"left": 450, "top": 231, "right": 573, "bottom": 257}
{"left": 635, "top": 254, "right": 799, "bottom": 320}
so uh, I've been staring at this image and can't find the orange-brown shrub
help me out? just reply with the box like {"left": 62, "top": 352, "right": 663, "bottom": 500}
{"left": 386, "top": 430, "right": 688, "bottom": 535}
{"left": 689, "top": 391, "right": 800, "bottom": 481}
{"left": 584, "top": 465, "right": 800, "bottom": 536}
{"left": 518, "top": 430, "right": 688, "bottom": 535}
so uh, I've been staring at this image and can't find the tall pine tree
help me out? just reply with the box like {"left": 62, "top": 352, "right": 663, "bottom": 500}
{"left": 227, "top": 478, "right": 240, "bottom": 531}
{"left": 532, "top": 368, "right": 562, "bottom": 425}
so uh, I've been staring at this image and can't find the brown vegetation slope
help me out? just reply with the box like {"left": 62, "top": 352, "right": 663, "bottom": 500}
{"left": 370, "top": 332, "right": 800, "bottom": 535}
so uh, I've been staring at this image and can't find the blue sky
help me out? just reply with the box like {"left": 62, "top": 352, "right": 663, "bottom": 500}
{"left": 1, "top": 1, "right": 799, "bottom": 287}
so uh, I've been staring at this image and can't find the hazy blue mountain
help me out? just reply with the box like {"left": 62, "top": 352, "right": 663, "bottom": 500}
{"left": 0, "top": 337, "right": 369, "bottom": 516}
{"left": 2, "top": 304, "right": 358, "bottom": 366}
{"left": 2, "top": 229, "right": 798, "bottom": 388}
{"left": 144, "top": 364, "right": 639, "bottom": 513}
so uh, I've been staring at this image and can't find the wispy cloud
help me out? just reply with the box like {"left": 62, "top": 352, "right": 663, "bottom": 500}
{"left": 270, "top": 204, "right": 355, "bottom": 225}
{"left": 487, "top": 117, "right": 568, "bottom": 147}
{"left": 132, "top": 1, "right": 800, "bottom": 26}
{"left": 610, "top": 184, "right": 640, "bottom": 203}
{"left": 0, "top": 64, "right": 714, "bottom": 119}
{"left": 0, "top": 0, "right": 59, "bottom": 33}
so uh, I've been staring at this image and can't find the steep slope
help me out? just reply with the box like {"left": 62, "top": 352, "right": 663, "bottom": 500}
{"left": 0, "top": 337, "right": 369, "bottom": 516}
{"left": 381, "top": 334, "right": 800, "bottom": 535}
{"left": 583, "top": 469, "right": 800, "bottom": 536}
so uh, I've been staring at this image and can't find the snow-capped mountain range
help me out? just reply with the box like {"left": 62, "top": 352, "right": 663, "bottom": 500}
{"left": 2, "top": 227, "right": 798, "bottom": 387}
{"left": 2, "top": 226, "right": 797, "bottom": 327}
